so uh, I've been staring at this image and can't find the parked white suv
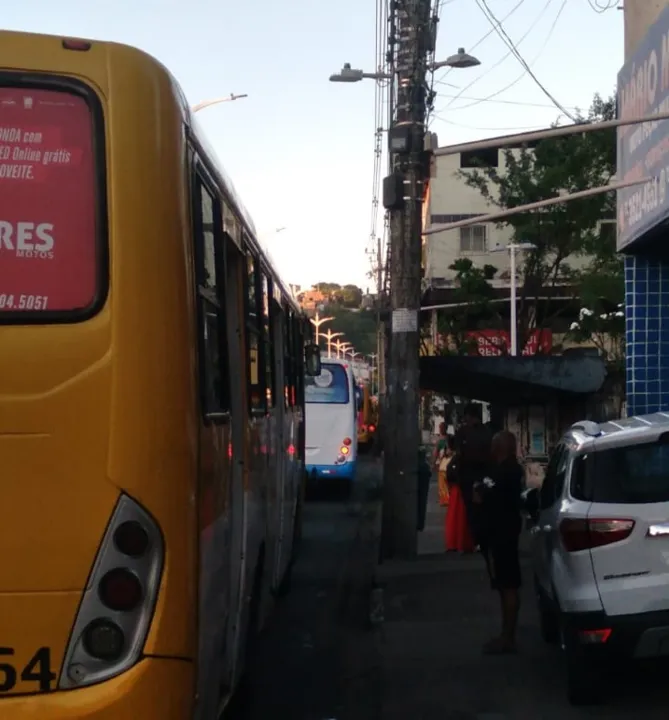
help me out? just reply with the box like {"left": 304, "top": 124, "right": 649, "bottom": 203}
{"left": 525, "top": 415, "right": 669, "bottom": 706}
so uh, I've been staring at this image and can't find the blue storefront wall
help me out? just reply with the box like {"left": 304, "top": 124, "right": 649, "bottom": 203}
{"left": 619, "top": 7, "right": 669, "bottom": 415}
{"left": 625, "top": 255, "right": 669, "bottom": 415}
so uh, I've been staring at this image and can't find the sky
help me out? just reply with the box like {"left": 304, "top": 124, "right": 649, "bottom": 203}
{"left": 3, "top": 0, "right": 624, "bottom": 291}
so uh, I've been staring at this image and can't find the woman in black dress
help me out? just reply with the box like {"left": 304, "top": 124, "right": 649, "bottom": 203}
{"left": 472, "top": 430, "right": 523, "bottom": 655}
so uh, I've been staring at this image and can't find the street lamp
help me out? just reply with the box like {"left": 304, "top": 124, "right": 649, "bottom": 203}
{"left": 322, "top": 329, "right": 343, "bottom": 357}
{"left": 192, "top": 93, "right": 248, "bottom": 113}
{"left": 328, "top": 49, "right": 480, "bottom": 83}
{"left": 431, "top": 48, "right": 481, "bottom": 70}
{"left": 310, "top": 312, "right": 334, "bottom": 345}
{"left": 490, "top": 242, "right": 537, "bottom": 357}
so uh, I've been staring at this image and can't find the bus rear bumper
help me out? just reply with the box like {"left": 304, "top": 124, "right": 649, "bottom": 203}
{"left": 1, "top": 658, "right": 193, "bottom": 719}
{"left": 306, "top": 462, "right": 356, "bottom": 480}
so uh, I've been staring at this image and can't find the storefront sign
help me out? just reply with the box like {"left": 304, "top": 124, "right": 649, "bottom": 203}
{"left": 617, "top": 5, "right": 669, "bottom": 250}
{"left": 465, "top": 329, "right": 553, "bottom": 356}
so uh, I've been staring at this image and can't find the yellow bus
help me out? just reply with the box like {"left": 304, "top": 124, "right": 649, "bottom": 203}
{"left": 0, "top": 30, "right": 320, "bottom": 719}
{"left": 356, "top": 382, "right": 377, "bottom": 450}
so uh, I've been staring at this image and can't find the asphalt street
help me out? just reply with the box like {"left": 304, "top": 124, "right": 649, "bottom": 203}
{"left": 226, "top": 456, "right": 380, "bottom": 720}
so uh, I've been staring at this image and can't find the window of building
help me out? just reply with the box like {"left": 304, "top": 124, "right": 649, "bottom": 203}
{"left": 193, "top": 170, "right": 230, "bottom": 417}
{"left": 460, "top": 148, "right": 499, "bottom": 169}
{"left": 459, "top": 224, "right": 487, "bottom": 253}
{"left": 598, "top": 219, "right": 616, "bottom": 248}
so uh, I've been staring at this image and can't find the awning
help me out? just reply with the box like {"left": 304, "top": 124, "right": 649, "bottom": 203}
{"left": 419, "top": 354, "right": 606, "bottom": 404}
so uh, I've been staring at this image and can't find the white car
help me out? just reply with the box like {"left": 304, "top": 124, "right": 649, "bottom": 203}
{"left": 525, "top": 415, "right": 669, "bottom": 705}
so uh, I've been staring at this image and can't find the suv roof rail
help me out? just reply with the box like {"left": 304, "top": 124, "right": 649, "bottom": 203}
{"left": 571, "top": 420, "right": 602, "bottom": 437}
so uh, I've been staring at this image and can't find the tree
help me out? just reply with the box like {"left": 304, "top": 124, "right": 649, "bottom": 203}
{"left": 340, "top": 284, "right": 364, "bottom": 308}
{"left": 428, "top": 259, "right": 500, "bottom": 355}
{"left": 325, "top": 306, "right": 377, "bottom": 355}
{"left": 460, "top": 92, "right": 618, "bottom": 352}
{"left": 313, "top": 282, "right": 341, "bottom": 295}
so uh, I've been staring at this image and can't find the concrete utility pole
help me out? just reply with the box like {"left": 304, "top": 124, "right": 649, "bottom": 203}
{"left": 381, "top": 0, "right": 433, "bottom": 559}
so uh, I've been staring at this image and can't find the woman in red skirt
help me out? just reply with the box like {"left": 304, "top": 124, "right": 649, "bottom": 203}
{"left": 444, "top": 455, "right": 475, "bottom": 553}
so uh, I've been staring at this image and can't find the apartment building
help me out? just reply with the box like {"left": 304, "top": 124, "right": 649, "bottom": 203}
{"left": 423, "top": 141, "right": 614, "bottom": 288}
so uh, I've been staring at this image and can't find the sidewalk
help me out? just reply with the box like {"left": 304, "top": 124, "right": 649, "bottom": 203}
{"left": 373, "top": 478, "right": 668, "bottom": 719}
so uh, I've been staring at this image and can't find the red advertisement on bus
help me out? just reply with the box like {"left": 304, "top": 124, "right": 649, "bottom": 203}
{"left": 0, "top": 87, "right": 97, "bottom": 314}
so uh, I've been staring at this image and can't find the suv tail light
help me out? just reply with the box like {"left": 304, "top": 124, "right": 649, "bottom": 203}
{"left": 59, "top": 495, "right": 164, "bottom": 689}
{"left": 560, "top": 517, "right": 635, "bottom": 552}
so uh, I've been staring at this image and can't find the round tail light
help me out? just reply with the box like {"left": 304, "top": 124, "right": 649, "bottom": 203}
{"left": 343, "top": 437, "right": 352, "bottom": 446}
{"left": 83, "top": 620, "right": 125, "bottom": 661}
{"left": 99, "top": 569, "right": 143, "bottom": 612}
{"left": 113, "top": 521, "right": 149, "bottom": 558}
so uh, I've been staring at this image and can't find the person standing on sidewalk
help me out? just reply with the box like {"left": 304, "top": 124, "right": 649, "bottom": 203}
{"left": 473, "top": 430, "right": 523, "bottom": 655}
{"left": 453, "top": 403, "right": 492, "bottom": 549}
{"left": 444, "top": 445, "right": 475, "bottom": 553}
{"left": 434, "top": 423, "right": 451, "bottom": 507}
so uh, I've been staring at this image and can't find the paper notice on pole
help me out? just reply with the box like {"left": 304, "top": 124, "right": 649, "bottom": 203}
{"left": 392, "top": 308, "right": 418, "bottom": 333}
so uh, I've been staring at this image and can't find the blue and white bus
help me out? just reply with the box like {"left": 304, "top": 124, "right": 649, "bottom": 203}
{"left": 305, "top": 358, "right": 358, "bottom": 488}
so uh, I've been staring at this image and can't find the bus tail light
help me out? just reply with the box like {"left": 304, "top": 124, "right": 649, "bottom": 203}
{"left": 59, "top": 494, "right": 164, "bottom": 689}
{"left": 343, "top": 437, "right": 352, "bottom": 446}
{"left": 369, "top": 424, "right": 376, "bottom": 433}
{"left": 340, "top": 445, "right": 350, "bottom": 456}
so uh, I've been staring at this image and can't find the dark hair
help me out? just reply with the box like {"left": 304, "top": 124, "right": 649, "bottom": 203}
{"left": 463, "top": 403, "right": 479, "bottom": 420}
{"left": 492, "top": 430, "right": 517, "bottom": 462}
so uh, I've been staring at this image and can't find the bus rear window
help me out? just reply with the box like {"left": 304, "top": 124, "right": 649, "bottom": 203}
{"left": 0, "top": 84, "right": 99, "bottom": 318}
{"left": 305, "top": 363, "right": 349, "bottom": 404}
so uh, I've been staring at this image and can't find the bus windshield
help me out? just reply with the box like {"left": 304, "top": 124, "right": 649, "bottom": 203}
{"left": 305, "top": 363, "right": 349, "bottom": 404}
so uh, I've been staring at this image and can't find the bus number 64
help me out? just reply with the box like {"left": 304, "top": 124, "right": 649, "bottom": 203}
{"left": 0, "top": 647, "right": 56, "bottom": 693}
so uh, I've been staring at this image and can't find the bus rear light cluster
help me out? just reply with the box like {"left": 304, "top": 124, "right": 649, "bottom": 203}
{"left": 59, "top": 495, "right": 164, "bottom": 689}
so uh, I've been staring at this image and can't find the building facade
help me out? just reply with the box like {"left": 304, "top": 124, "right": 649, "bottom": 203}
{"left": 424, "top": 144, "right": 599, "bottom": 288}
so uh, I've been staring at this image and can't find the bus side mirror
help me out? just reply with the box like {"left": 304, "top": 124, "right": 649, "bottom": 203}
{"left": 304, "top": 343, "right": 321, "bottom": 376}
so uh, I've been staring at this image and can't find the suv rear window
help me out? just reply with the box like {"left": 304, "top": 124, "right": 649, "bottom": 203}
{"left": 572, "top": 442, "right": 669, "bottom": 504}
{"left": 0, "top": 83, "right": 100, "bottom": 318}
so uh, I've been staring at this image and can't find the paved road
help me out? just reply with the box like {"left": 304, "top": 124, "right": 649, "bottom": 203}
{"left": 226, "top": 457, "right": 380, "bottom": 720}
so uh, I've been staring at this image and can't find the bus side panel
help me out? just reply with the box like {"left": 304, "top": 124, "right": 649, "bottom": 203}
{"left": 104, "top": 47, "right": 198, "bottom": 661}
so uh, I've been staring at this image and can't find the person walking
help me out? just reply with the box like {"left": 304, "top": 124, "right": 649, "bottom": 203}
{"left": 473, "top": 430, "right": 524, "bottom": 655}
{"left": 434, "top": 422, "right": 451, "bottom": 507}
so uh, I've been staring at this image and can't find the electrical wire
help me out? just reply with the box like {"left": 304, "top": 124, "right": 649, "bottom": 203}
{"left": 430, "top": 115, "right": 551, "bottom": 132}
{"left": 435, "top": 0, "right": 567, "bottom": 114}
{"left": 436, "top": 0, "right": 554, "bottom": 107}
{"left": 433, "top": 0, "right": 527, "bottom": 87}
{"left": 587, "top": 0, "right": 617, "bottom": 13}
{"left": 475, "top": 0, "right": 577, "bottom": 121}
{"left": 437, "top": 94, "right": 579, "bottom": 111}
{"left": 367, "top": 0, "right": 391, "bottom": 289}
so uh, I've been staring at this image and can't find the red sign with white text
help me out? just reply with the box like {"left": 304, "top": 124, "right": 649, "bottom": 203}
{"left": 466, "top": 329, "right": 552, "bottom": 356}
{"left": 0, "top": 87, "right": 97, "bottom": 313}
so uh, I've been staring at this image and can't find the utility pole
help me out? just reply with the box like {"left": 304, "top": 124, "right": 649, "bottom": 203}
{"left": 381, "top": 0, "right": 432, "bottom": 559}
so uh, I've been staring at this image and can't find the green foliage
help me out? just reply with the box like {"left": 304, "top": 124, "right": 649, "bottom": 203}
{"left": 434, "top": 259, "right": 501, "bottom": 355}
{"left": 459, "top": 92, "right": 620, "bottom": 350}
{"left": 311, "top": 282, "right": 363, "bottom": 309}
{"left": 324, "top": 307, "right": 377, "bottom": 356}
